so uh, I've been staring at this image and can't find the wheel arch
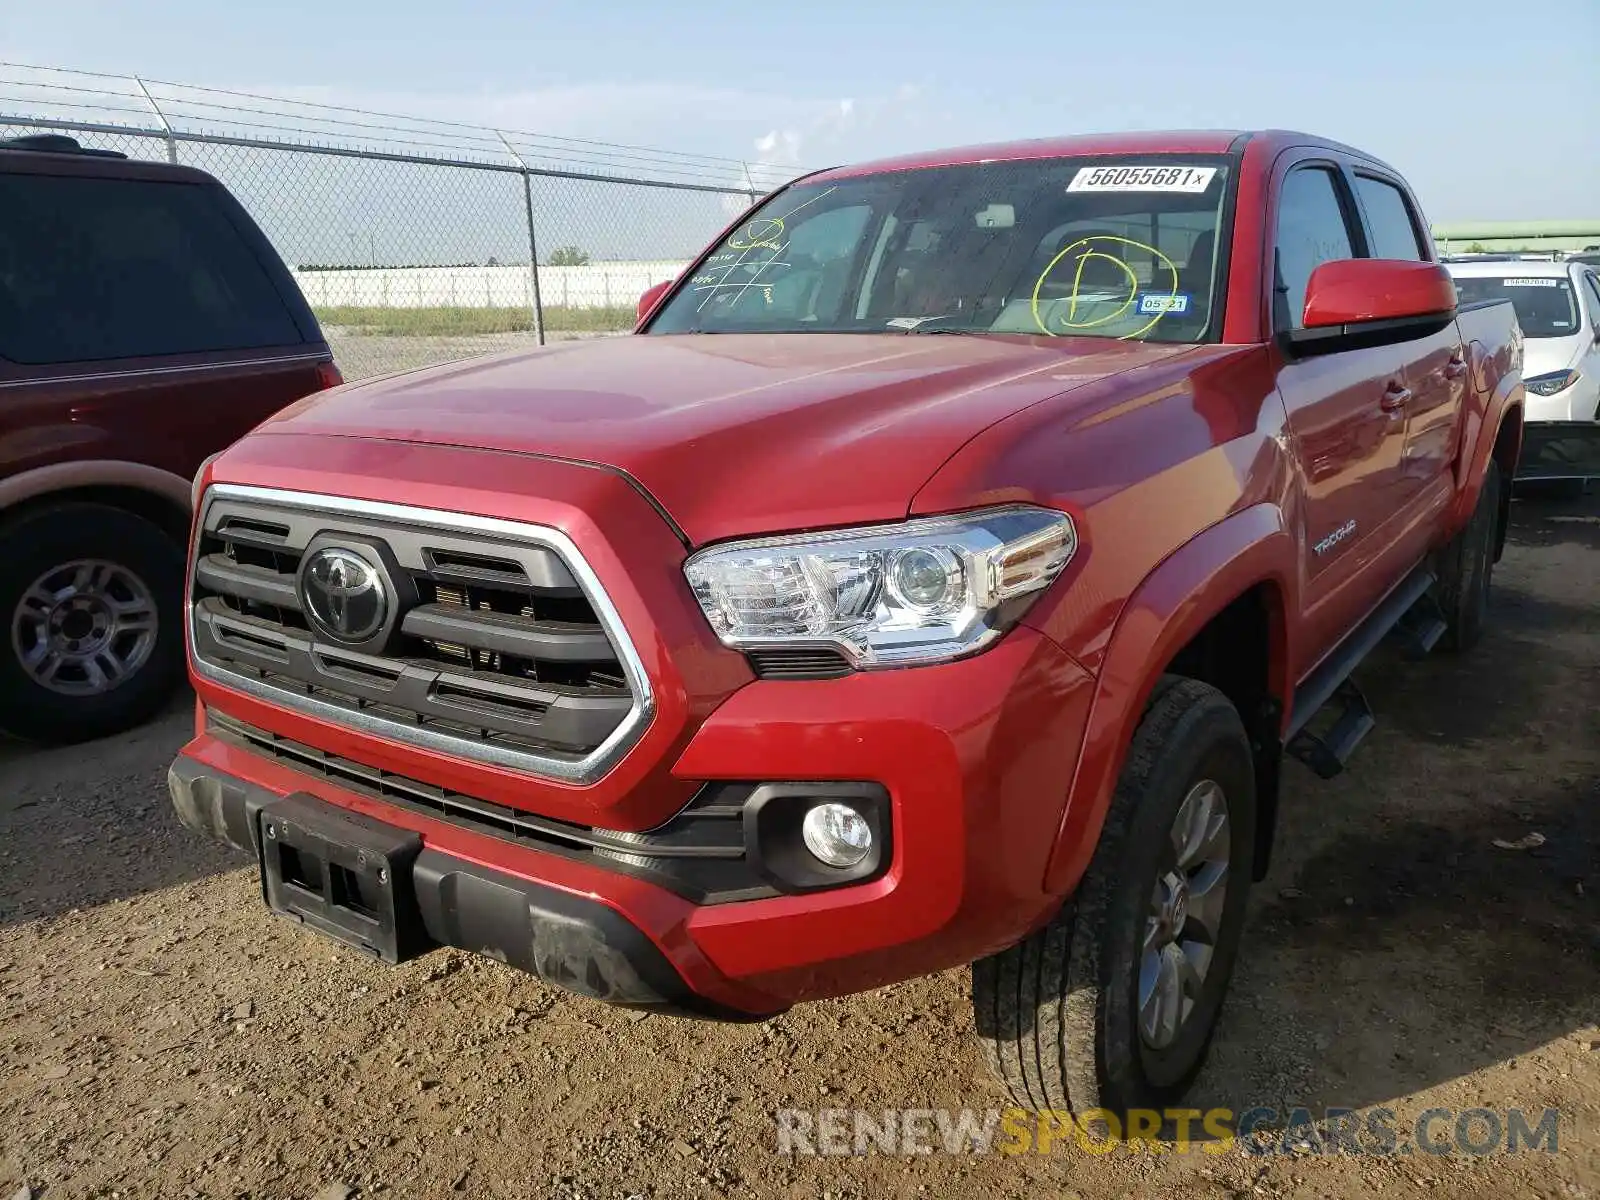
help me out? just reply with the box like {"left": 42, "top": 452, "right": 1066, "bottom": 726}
{"left": 1489, "top": 403, "right": 1522, "bottom": 563}
{"left": 1446, "top": 354, "right": 1523, "bottom": 558}
{"left": 1041, "top": 502, "right": 1297, "bottom": 896}
{"left": 0, "top": 461, "right": 192, "bottom": 543}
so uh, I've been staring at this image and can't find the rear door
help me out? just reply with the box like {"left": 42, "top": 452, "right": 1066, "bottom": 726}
{"left": 1271, "top": 157, "right": 1414, "bottom": 665}
{"left": 0, "top": 160, "right": 333, "bottom": 486}
{"left": 1348, "top": 169, "right": 1469, "bottom": 500}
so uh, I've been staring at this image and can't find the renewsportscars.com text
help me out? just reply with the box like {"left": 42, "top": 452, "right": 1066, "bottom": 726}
{"left": 774, "top": 1106, "right": 1562, "bottom": 1157}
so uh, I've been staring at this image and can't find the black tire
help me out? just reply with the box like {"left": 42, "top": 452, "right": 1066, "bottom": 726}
{"left": 973, "top": 677, "right": 1256, "bottom": 1118}
{"left": 0, "top": 503, "right": 186, "bottom": 745}
{"left": 1434, "top": 459, "right": 1500, "bottom": 653}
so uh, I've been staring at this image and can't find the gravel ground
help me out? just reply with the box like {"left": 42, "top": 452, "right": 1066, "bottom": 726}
{"left": 1, "top": 485, "right": 1596, "bottom": 1200}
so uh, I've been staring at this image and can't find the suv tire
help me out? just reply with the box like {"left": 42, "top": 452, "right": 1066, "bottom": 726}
{"left": 1434, "top": 458, "right": 1500, "bottom": 653}
{"left": 973, "top": 676, "right": 1256, "bottom": 1118}
{"left": 0, "top": 503, "right": 185, "bottom": 744}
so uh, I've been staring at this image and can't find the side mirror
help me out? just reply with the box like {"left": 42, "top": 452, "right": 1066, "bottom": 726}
{"left": 1287, "top": 259, "right": 1457, "bottom": 356}
{"left": 636, "top": 279, "right": 673, "bottom": 325}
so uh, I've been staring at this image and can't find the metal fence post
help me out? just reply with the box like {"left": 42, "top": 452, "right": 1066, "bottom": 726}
{"left": 133, "top": 76, "right": 178, "bottom": 164}
{"left": 497, "top": 130, "right": 546, "bottom": 346}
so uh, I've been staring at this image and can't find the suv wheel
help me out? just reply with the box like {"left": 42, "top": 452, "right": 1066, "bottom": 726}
{"left": 973, "top": 677, "right": 1256, "bottom": 1117}
{"left": 1433, "top": 458, "right": 1501, "bottom": 653}
{"left": 0, "top": 503, "right": 185, "bottom": 744}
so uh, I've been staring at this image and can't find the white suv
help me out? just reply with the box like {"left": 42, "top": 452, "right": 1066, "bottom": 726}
{"left": 1445, "top": 258, "right": 1600, "bottom": 425}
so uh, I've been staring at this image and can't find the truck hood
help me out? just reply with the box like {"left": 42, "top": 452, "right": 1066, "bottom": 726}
{"left": 259, "top": 332, "right": 1191, "bottom": 544}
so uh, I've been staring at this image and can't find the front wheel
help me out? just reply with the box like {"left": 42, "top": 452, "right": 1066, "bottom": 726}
{"left": 0, "top": 503, "right": 185, "bottom": 744}
{"left": 973, "top": 677, "right": 1256, "bottom": 1117}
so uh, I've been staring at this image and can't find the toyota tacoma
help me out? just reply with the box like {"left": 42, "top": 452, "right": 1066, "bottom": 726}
{"left": 168, "top": 129, "right": 1525, "bottom": 1115}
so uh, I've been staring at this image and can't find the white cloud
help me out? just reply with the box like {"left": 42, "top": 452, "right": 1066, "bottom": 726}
{"left": 744, "top": 83, "right": 927, "bottom": 181}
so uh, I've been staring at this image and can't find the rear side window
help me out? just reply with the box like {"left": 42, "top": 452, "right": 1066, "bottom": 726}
{"left": 1273, "top": 166, "right": 1356, "bottom": 331}
{"left": 0, "top": 173, "right": 303, "bottom": 365}
{"left": 1354, "top": 175, "right": 1426, "bottom": 261}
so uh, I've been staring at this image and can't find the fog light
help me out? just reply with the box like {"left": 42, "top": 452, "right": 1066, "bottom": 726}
{"left": 801, "top": 801, "right": 873, "bottom": 868}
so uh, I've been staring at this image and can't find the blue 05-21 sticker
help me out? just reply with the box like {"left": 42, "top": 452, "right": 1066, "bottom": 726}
{"left": 1138, "top": 293, "right": 1191, "bottom": 315}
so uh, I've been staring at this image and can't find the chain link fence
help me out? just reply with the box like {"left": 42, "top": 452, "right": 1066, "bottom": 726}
{"left": 1, "top": 64, "right": 804, "bottom": 380}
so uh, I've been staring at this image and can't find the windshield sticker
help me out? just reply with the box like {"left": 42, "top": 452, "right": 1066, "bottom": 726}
{"left": 1138, "top": 292, "right": 1191, "bottom": 315}
{"left": 1067, "top": 165, "right": 1217, "bottom": 194}
{"left": 1031, "top": 235, "right": 1183, "bottom": 340}
{"left": 1502, "top": 277, "right": 1560, "bottom": 287}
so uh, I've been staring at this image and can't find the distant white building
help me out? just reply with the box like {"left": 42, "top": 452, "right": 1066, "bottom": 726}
{"left": 292, "top": 261, "right": 690, "bottom": 312}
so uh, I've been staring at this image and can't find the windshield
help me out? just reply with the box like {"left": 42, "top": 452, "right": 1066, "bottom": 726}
{"left": 646, "top": 156, "right": 1234, "bottom": 343}
{"left": 1452, "top": 274, "right": 1579, "bottom": 338}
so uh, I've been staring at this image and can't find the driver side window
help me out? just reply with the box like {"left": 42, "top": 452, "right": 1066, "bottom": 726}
{"left": 1274, "top": 167, "right": 1356, "bottom": 332}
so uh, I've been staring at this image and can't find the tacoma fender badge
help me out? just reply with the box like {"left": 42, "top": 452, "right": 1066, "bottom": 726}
{"left": 1314, "top": 519, "right": 1357, "bottom": 557}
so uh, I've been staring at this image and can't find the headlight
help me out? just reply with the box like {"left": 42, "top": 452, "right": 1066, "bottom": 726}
{"left": 1526, "top": 369, "right": 1580, "bottom": 397}
{"left": 683, "top": 505, "right": 1077, "bottom": 669}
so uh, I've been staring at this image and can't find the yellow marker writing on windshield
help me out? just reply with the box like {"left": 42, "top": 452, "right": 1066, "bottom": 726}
{"left": 727, "top": 186, "right": 839, "bottom": 251}
{"left": 1031, "top": 234, "right": 1182, "bottom": 340}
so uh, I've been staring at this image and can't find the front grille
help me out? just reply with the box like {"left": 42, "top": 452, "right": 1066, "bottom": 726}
{"left": 188, "top": 485, "right": 652, "bottom": 783}
{"left": 207, "top": 710, "right": 778, "bottom": 904}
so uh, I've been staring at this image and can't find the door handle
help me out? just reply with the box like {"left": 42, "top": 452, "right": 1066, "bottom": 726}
{"left": 1444, "top": 354, "right": 1469, "bottom": 379}
{"left": 1380, "top": 383, "right": 1412, "bottom": 412}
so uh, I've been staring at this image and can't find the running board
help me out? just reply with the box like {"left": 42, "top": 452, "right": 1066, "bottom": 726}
{"left": 1391, "top": 591, "right": 1449, "bottom": 660}
{"left": 1287, "top": 679, "right": 1375, "bottom": 780}
{"left": 1285, "top": 566, "right": 1437, "bottom": 778}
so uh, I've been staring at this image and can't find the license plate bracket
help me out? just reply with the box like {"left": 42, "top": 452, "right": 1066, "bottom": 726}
{"left": 258, "top": 793, "right": 427, "bottom": 964}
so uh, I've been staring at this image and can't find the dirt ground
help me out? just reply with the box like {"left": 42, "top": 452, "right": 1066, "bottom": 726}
{"left": 1, "top": 485, "right": 1596, "bottom": 1200}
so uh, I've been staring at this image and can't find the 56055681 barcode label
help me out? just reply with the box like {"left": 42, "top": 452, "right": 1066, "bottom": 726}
{"left": 1068, "top": 165, "right": 1218, "bottom": 194}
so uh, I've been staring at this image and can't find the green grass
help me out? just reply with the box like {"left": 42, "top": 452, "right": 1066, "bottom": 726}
{"left": 313, "top": 304, "right": 636, "bottom": 337}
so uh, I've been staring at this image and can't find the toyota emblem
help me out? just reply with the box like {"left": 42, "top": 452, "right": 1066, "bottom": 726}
{"left": 298, "top": 547, "right": 387, "bottom": 643}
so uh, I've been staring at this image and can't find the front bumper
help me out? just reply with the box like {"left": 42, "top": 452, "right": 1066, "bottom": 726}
{"left": 167, "top": 756, "right": 761, "bottom": 1018}
{"left": 171, "top": 625, "right": 1097, "bottom": 1016}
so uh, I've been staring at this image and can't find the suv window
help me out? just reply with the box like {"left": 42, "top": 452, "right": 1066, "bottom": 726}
{"left": 1273, "top": 166, "right": 1356, "bottom": 331}
{"left": 1354, "top": 174, "right": 1426, "bottom": 261}
{"left": 0, "top": 173, "right": 304, "bottom": 366}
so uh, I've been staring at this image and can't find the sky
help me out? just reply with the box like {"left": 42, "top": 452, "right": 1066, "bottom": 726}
{"left": 3, "top": 0, "right": 1598, "bottom": 229}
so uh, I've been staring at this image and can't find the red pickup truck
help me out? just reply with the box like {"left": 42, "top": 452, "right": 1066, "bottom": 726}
{"left": 168, "top": 129, "right": 1523, "bottom": 1116}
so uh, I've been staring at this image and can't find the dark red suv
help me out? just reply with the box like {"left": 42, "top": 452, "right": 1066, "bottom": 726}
{"left": 0, "top": 133, "right": 339, "bottom": 744}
